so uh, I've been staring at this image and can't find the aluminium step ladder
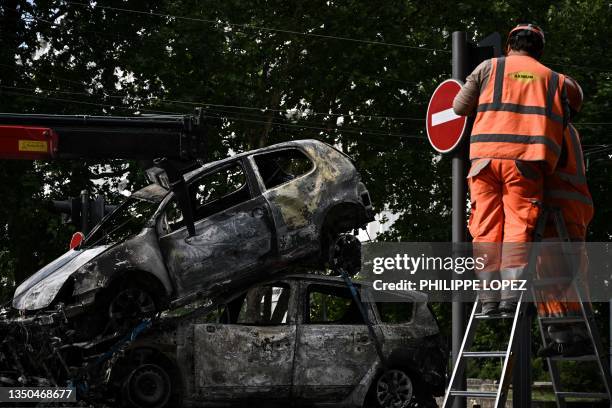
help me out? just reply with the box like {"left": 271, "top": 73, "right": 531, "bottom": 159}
{"left": 443, "top": 205, "right": 612, "bottom": 408}
{"left": 532, "top": 206, "right": 612, "bottom": 407}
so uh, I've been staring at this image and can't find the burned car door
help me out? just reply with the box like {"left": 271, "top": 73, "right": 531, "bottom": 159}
{"left": 251, "top": 148, "right": 319, "bottom": 259}
{"left": 293, "top": 282, "right": 378, "bottom": 403}
{"left": 193, "top": 282, "right": 296, "bottom": 402}
{"left": 158, "top": 160, "right": 274, "bottom": 297}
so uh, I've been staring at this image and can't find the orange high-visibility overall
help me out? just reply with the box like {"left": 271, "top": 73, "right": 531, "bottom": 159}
{"left": 537, "top": 124, "right": 594, "bottom": 320}
{"left": 468, "top": 55, "right": 566, "bottom": 301}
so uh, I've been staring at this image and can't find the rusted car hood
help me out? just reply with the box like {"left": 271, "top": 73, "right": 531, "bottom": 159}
{"left": 12, "top": 245, "right": 110, "bottom": 311}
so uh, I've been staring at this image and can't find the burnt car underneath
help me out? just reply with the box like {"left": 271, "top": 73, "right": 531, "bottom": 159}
{"left": 1, "top": 274, "right": 446, "bottom": 408}
{"left": 10, "top": 139, "right": 373, "bottom": 334}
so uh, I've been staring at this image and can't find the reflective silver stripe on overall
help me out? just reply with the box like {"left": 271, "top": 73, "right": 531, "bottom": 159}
{"left": 545, "top": 190, "right": 593, "bottom": 206}
{"left": 470, "top": 134, "right": 561, "bottom": 156}
{"left": 475, "top": 57, "right": 563, "bottom": 123}
{"left": 554, "top": 125, "right": 587, "bottom": 185}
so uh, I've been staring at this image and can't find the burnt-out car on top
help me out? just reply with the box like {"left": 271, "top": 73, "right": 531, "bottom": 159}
{"left": 109, "top": 274, "right": 446, "bottom": 408}
{"left": 10, "top": 139, "right": 373, "bottom": 330}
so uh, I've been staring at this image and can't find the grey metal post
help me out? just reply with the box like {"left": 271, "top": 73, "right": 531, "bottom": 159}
{"left": 80, "top": 189, "right": 89, "bottom": 235}
{"left": 513, "top": 308, "right": 532, "bottom": 407}
{"left": 451, "top": 31, "right": 470, "bottom": 408}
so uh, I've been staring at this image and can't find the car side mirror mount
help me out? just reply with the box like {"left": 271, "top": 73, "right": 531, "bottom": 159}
{"left": 154, "top": 158, "right": 198, "bottom": 237}
{"left": 69, "top": 231, "right": 85, "bottom": 250}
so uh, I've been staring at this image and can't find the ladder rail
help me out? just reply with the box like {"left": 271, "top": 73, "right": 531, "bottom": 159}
{"left": 494, "top": 292, "right": 525, "bottom": 407}
{"left": 551, "top": 209, "right": 612, "bottom": 398}
{"left": 443, "top": 205, "right": 612, "bottom": 407}
{"left": 574, "top": 282, "right": 612, "bottom": 397}
{"left": 442, "top": 298, "right": 481, "bottom": 408}
{"left": 534, "top": 208, "right": 611, "bottom": 406}
{"left": 533, "top": 285, "right": 566, "bottom": 408}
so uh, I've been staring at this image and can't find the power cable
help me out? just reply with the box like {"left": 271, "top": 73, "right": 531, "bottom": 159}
{"left": 0, "top": 84, "right": 426, "bottom": 122}
{"left": 22, "top": 10, "right": 612, "bottom": 75}
{"left": 1, "top": 89, "right": 426, "bottom": 141}
{"left": 20, "top": 14, "right": 438, "bottom": 94}
{"left": 205, "top": 111, "right": 426, "bottom": 140}
{"left": 544, "top": 59, "right": 612, "bottom": 74}
{"left": 0, "top": 90, "right": 182, "bottom": 115}
{"left": 64, "top": 1, "right": 450, "bottom": 53}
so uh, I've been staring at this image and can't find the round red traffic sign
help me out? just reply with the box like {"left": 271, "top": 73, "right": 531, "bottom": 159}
{"left": 426, "top": 79, "right": 468, "bottom": 153}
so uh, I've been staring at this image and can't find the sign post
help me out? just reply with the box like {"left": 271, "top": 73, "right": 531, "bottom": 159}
{"left": 450, "top": 31, "right": 470, "bottom": 408}
{"left": 427, "top": 31, "right": 501, "bottom": 408}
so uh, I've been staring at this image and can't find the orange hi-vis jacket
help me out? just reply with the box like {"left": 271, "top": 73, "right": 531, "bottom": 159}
{"left": 470, "top": 55, "right": 567, "bottom": 173}
{"left": 545, "top": 124, "right": 594, "bottom": 238}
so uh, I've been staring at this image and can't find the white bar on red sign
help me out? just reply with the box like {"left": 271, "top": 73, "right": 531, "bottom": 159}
{"left": 431, "top": 108, "right": 460, "bottom": 126}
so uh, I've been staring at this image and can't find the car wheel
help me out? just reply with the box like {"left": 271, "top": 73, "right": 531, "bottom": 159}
{"left": 109, "top": 287, "right": 157, "bottom": 320}
{"left": 106, "top": 286, "right": 158, "bottom": 333}
{"left": 329, "top": 233, "right": 362, "bottom": 276}
{"left": 365, "top": 369, "right": 437, "bottom": 408}
{"left": 374, "top": 369, "right": 414, "bottom": 408}
{"left": 123, "top": 363, "right": 172, "bottom": 408}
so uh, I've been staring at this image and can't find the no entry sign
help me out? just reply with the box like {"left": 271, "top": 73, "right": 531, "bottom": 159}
{"left": 426, "top": 79, "right": 468, "bottom": 153}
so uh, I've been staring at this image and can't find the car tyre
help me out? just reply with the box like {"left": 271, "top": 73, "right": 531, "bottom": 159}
{"left": 95, "top": 278, "right": 164, "bottom": 336}
{"left": 112, "top": 348, "right": 182, "bottom": 408}
{"left": 365, "top": 369, "right": 436, "bottom": 408}
{"left": 324, "top": 233, "right": 362, "bottom": 276}
{"left": 123, "top": 363, "right": 172, "bottom": 408}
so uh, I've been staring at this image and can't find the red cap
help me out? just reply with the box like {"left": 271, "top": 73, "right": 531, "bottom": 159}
{"left": 508, "top": 24, "right": 545, "bottom": 44}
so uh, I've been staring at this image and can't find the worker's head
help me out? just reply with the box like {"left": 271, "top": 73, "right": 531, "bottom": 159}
{"left": 564, "top": 76, "right": 583, "bottom": 116}
{"left": 506, "top": 23, "right": 545, "bottom": 59}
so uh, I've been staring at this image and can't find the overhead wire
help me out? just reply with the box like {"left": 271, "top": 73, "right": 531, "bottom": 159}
{"left": 3, "top": 86, "right": 611, "bottom": 152}
{"left": 21, "top": 8, "right": 612, "bottom": 77}
{"left": 0, "top": 84, "right": 426, "bottom": 122}
{"left": 1, "top": 88, "right": 426, "bottom": 142}
{"left": 20, "top": 13, "right": 438, "bottom": 96}
{"left": 56, "top": 3, "right": 612, "bottom": 74}
{"left": 201, "top": 110, "right": 426, "bottom": 140}
{"left": 64, "top": 1, "right": 450, "bottom": 53}
{"left": 11, "top": 9, "right": 612, "bottom": 144}
{"left": 0, "top": 90, "right": 182, "bottom": 116}
{"left": 544, "top": 59, "right": 612, "bottom": 74}
{"left": 0, "top": 85, "right": 428, "bottom": 143}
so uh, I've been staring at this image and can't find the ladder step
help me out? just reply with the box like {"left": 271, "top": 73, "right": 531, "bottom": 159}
{"left": 533, "top": 277, "right": 573, "bottom": 288}
{"left": 549, "top": 354, "right": 599, "bottom": 362}
{"left": 539, "top": 316, "right": 585, "bottom": 325}
{"left": 464, "top": 351, "right": 506, "bottom": 358}
{"left": 450, "top": 390, "right": 497, "bottom": 398}
{"left": 475, "top": 313, "right": 515, "bottom": 320}
{"left": 556, "top": 391, "right": 609, "bottom": 399}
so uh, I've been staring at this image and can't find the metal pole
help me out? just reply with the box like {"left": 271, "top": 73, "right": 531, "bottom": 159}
{"left": 451, "top": 31, "right": 470, "bottom": 408}
{"left": 513, "top": 309, "right": 532, "bottom": 407}
{"left": 80, "top": 189, "right": 89, "bottom": 235}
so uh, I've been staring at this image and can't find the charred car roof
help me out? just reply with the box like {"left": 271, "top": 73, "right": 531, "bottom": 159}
{"left": 183, "top": 139, "right": 348, "bottom": 181}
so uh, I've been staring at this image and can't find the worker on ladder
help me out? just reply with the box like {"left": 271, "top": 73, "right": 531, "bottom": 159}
{"left": 453, "top": 23, "right": 567, "bottom": 315}
{"left": 537, "top": 76, "right": 595, "bottom": 357}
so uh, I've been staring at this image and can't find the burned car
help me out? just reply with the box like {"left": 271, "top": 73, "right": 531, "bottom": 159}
{"left": 108, "top": 274, "right": 446, "bottom": 408}
{"left": 11, "top": 140, "right": 373, "bottom": 333}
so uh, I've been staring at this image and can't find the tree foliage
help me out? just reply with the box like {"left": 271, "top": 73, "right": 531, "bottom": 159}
{"left": 1, "top": 1, "right": 611, "bottom": 384}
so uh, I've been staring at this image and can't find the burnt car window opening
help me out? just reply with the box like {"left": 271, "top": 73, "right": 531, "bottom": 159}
{"left": 190, "top": 162, "right": 250, "bottom": 221}
{"left": 307, "top": 284, "right": 364, "bottom": 324}
{"left": 85, "top": 197, "right": 157, "bottom": 247}
{"left": 254, "top": 148, "right": 314, "bottom": 190}
{"left": 376, "top": 302, "right": 414, "bottom": 324}
{"left": 217, "top": 284, "right": 290, "bottom": 325}
{"left": 160, "top": 199, "right": 184, "bottom": 234}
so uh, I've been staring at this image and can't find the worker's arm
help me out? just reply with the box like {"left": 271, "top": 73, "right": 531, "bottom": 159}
{"left": 452, "top": 60, "right": 492, "bottom": 116}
